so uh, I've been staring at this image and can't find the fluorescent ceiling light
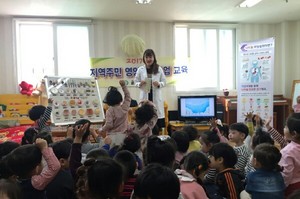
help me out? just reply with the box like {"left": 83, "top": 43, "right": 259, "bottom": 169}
{"left": 239, "top": 0, "right": 262, "bottom": 8}
{"left": 136, "top": 0, "right": 152, "bottom": 4}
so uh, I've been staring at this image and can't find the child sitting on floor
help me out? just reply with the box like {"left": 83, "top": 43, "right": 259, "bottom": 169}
{"left": 208, "top": 142, "right": 244, "bottom": 199}
{"left": 171, "top": 131, "right": 190, "bottom": 170}
{"left": 114, "top": 150, "right": 137, "bottom": 199}
{"left": 133, "top": 163, "right": 180, "bottom": 199}
{"left": 175, "top": 151, "right": 209, "bottom": 199}
{"left": 245, "top": 143, "right": 285, "bottom": 199}
{"left": 6, "top": 138, "right": 60, "bottom": 199}
{"left": 245, "top": 128, "right": 274, "bottom": 176}
{"left": 229, "top": 122, "right": 251, "bottom": 176}
{"left": 46, "top": 140, "right": 74, "bottom": 199}
{"left": 183, "top": 125, "right": 201, "bottom": 152}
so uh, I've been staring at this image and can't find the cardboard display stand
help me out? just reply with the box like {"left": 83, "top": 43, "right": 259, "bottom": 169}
{"left": 44, "top": 76, "right": 105, "bottom": 125}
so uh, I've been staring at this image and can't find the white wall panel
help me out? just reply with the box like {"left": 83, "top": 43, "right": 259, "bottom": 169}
{"left": 0, "top": 16, "right": 16, "bottom": 94}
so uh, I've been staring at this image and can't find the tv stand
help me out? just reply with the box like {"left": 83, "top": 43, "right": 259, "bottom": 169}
{"left": 185, "top": 120, "right": 197, "bottom": 124}
{"left": 184, "top": 120, "right": 209, "bottom": 125}
{"left": 169, "top": 121, "right": 210, "bottom": 135}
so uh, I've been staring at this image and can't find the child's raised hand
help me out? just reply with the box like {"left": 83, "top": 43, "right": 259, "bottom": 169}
{"left": 265, "top": 116, "right": 273, "bottom": 130}
{"left": 48, "top": 98, "right": 53, "bottom": 104}
{"left": 244, "top": 111, "right": 254, "bottom": 121}
{"left": 209, "top": 118, "right": 217, "bottom": 128}
{"left": 66, "top": 125, "right": 73, "bottom": 138}
{"left": 119, "top": 80, "right": 126, "bottom": 87}
{"left": 254, "top": 115, "right": 262, "bottom": 127}
{"left": 74, "top": 123, "right": 89, "bottom": 143}
{"left": 35, "top": 138, "right": 48, "bottom": 150}
{"left": 104, "top": 136, "right": 112, "bottom": 145}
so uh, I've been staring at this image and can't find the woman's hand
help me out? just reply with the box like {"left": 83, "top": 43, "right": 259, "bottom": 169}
{"left": 153, "top": 81, "right": 160, "bottom": 87}
{"left": 140, "top": 80, "right": 146, "bottom": 87}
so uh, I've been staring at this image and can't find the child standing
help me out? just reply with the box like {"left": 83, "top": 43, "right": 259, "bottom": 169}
{"left": 28, "top": 98, "right": 53, "bottom": 132}
{"left": 100, "top": 80, "right": 131, "bottom": 146}
{"left": 229, "top": 122, "right": 251, "bottom": 176}
{"left": 208, "top": 142, "right": 244, "bottom": 199}
{"left": 245, "top": 143, "right": 285, "bottom": 199}
{"left": 129, "top": 100, "right": 158, "bottom": 148}
{"left": 279, "top": 113, "right": 300, "bottom": 197}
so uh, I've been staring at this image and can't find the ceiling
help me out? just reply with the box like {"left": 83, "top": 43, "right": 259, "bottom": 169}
{"left": 0, "top": 0, "right": 299, "bottom": 24}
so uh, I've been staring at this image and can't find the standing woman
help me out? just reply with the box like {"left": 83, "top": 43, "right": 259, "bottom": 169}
{"left": 134, "top": 49, "right": 166, "bottom": 131}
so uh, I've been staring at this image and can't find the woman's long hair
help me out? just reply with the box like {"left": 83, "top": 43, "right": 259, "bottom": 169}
{"left": 143, "top": 49, "right": 159, "bottom": 74}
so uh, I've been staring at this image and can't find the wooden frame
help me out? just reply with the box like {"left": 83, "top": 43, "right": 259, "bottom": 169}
{"left": 291, "top": 80, "right": 300, "bottom": 108}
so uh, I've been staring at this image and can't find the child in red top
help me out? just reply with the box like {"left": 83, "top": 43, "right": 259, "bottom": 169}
{"left": 7, "top": 138, "right": 60, "bottom": 199}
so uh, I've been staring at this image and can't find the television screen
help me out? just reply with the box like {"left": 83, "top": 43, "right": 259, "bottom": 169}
{"left": 178, "top": 95, "right": 217, "bottom": 123}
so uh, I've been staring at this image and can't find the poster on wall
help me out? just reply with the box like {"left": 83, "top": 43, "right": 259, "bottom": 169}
{"left": 237, "top": 37, "right": 275, "bottom": 123}
{"left": 90, "top": 57, "right": 188, "bottom": 87}
{"left": 44, "top": 76, "right": 105, "bottom": 125}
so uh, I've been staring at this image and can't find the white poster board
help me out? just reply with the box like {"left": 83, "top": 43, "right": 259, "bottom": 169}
{"left": 44, "top": 76, "right": 105, "bottom": 125}
{"left": 292, "top": 80, "right": 300, "bottom": 107}
{"left": 237, "top": 38, "right": 274, "bottom": 123}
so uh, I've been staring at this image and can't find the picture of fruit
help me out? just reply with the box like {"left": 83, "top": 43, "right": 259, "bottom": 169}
{"left": 86, "top": 108, "right": 93, "bottom": 116}
{"left": 71, "top": 109, "right": 77, "bottom": 116}
{"left": 69, "top": 100, "right": 76, "bottom": 106}
{"left": 78, "top": 109, "right": 85, "bottom": 117}
{"left": 63, "top": 110, "right": 69, "bottom": 116}
{"left": 94, "top": 108, "right": 100, "bottom": 115}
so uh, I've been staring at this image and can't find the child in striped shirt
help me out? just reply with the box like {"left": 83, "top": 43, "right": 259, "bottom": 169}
{"left": 228, "top": 122, "right": 251, "bottom": 177}
{"left": 28, "top": 98, "right": 53, "bottom": 133}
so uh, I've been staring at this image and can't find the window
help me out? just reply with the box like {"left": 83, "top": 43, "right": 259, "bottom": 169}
{"left": 14, "top": 18, "right": 92, "bottom": 86}
{"left": 174, "top": 24, "right": 236, "bottom": 92}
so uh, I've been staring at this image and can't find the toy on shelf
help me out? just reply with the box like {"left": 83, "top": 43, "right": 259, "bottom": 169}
{"left": 19, "top": 81, "right": 34, "bottom": 96}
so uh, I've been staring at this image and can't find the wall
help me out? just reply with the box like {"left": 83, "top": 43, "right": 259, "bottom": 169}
{"left": 0, "top": 17, "right": 15, "bottom": 94}
{"left": 1, "top": 17, "right": 300, "bottom": 110}
{"left": 236, "top": 22, "right": 300, "bottom": 99}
